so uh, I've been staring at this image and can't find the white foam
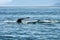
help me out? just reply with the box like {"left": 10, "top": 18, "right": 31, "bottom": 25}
{"left": 3, "top": 20, "right": 16, "bottom": 23}
{"left": 22, "top": 20, "right": 37, "bottom": 24}
{"left": 39, "top": 20, "right": 60, "bottom": 23}
{"left": 23, "top": 20, "right": 60, "bottom": 24}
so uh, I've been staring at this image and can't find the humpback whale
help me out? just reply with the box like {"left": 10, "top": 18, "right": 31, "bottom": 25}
{"left": 17, "top": 17, "right": 60, "bottom": 24}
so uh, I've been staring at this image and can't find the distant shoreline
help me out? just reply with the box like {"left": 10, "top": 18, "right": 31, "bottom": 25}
{"left": 0, "top": 6, "right": 59, "bottom": 9}
{"left": 0, "top": 5, "right": 60, "bottom": 7}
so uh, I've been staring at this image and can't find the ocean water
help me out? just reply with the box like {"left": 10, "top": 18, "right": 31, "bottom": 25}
{"left": 0, "top": 6, "right": 60, "bottom": 40}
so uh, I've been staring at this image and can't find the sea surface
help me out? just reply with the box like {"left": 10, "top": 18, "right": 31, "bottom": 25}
{"left": 0, "top": 6, "right": 60, "bottom": 40}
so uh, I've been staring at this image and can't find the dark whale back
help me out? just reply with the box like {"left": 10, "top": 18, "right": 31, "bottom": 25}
{"left": 17, "top": 17, "right": 30, "bottom": 23}
{"left": 17, "top": 18, "right": 24, "bottom": 23}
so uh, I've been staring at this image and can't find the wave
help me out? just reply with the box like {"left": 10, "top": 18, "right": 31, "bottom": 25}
{"left": 3, "top": 20, "right": 16, "bottom": 23}
{"left": 22, "top": 20, "right": 60, "bottom": 24}
{"left": 2, "top": 20, "right": 60, "bottom": 24}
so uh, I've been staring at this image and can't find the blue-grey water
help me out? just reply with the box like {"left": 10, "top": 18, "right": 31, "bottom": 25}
{"left": 0, "top": 6, "right": 60, "bottom": 40}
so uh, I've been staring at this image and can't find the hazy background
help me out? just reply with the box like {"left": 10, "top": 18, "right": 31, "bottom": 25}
{"left": 0, "top": 0, "right": 60, "bottom": 6}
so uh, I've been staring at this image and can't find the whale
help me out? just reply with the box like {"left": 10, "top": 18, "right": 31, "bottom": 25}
{"left": 16, "top": 17, "right": 60, "bottom": 24}
{"left": 17, "top": 18, "right": 60, "bottom": 24}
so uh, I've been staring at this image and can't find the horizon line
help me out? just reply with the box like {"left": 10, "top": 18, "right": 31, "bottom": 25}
{"left": 0, "top": 5, "right": 60, "bottom": 7}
